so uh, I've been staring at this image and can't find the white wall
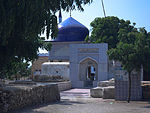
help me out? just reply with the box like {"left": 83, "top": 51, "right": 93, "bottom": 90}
{"left": 70, "top": 43, "right": 108, "bottom": 88}
{"left": 41, "top": 62, "right": 70, "bottom": 80}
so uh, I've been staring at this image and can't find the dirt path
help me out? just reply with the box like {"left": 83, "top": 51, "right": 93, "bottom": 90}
{"left": 12, "top": 88, "right": 150, "bottom": 113}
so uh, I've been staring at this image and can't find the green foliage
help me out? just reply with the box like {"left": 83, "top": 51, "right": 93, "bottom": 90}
{"left": 134, "top": 28, "right": 150, "bottom": 70}
{"left": 108, "top": 27, "right": 150, "bottom": 72}
{"left": 0, "top": 0, "right": 93, "bottom": 77}
{"left": 108, "top": 42, "right": 136, "bottom": 72}
{"left": 42, "top": 42, "right": 52, "bottom": 51}
{"left": 10, "top": 61, "right": 31, "bottom": 80}
{"left": 1, "top": 58, "right": 31, "bottom": 79}
{"left": 89, "top": 16, "right": 136, "bottom": 49}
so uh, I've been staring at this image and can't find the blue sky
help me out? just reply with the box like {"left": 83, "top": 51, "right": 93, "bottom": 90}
{"left": 40, "top": 0, "right": 150, "bottom": 53}
{"left": 60, "top": 0, "right": 150, "bottom": 31}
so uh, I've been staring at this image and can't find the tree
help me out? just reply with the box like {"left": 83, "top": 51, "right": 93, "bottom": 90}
{"left": 134, "top": 28, "right": 150, "bottom": 71}
{"left": 89, "top": 16, "right": 150, "bottom": 102}
{"left": 108, "top": 28, "right": 150, "bottom": 103}
{"left": 108, "top": 42, "right": 136, "bottom": 103}
{"left": 9, "top": 60, "right": 31, "bottom": 80}
{"left": 0, "top": 0, "right": 93, "bottom": 77}
{"left": 0, "top": 57, "right": 31, "bottom": 80}
{"left": 86, "top": 16, "right": 136, "bottom": 49}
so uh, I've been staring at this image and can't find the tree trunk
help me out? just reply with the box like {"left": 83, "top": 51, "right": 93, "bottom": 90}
{"left": 141, "top": 65, "right": 143, "bottom": 81}
{"left": 127, "top": 72, "right": 131, "bottom": 103}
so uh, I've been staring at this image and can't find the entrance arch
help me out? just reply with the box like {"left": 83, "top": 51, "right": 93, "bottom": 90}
{"left": 79, "top": 57, "right": 98, "bottom": 87}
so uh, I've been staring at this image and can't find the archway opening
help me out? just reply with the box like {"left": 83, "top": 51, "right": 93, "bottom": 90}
{"left": 79, "top": 57, "right": 98, "bottom": 87}
{"left": 87, "top": 65, "right": 96, "bottom": 81}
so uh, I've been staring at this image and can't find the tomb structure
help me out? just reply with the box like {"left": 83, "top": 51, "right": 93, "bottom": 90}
{"left": 41, "top": 15, "right": 110, "bottom": 88}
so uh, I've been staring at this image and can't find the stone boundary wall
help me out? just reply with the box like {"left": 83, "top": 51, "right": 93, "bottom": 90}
{"left": 142, "top": 83, "right": 150, "bottom": 100}
{"left": 115, "top": 74, "right": 142, "bottom": 101}
{"left": 58, "top": 81, "right": 72, "bottom": 91}
{"left": 0, "top": 84, "right": 60, "bottom": 113}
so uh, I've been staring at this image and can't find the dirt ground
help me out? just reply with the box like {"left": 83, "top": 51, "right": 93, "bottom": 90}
{"left": 12, "top": 88, "right": 150, "bottom": 113}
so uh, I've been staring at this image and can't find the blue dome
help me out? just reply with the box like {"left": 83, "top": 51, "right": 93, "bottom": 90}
{"left": 52, "top": 17, "right": 89, "bottom": 42}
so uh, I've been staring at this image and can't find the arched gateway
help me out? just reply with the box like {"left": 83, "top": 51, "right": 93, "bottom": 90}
{"left": 79, "top": 58, "right": 98, "bottom": 87}
{"left": 70, "top": 43, "right": 108, "bottom": 88}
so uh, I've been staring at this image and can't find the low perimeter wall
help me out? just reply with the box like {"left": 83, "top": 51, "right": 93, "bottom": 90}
{"left": 142, "top": 84, "right": 150, "bottom": 100}
{"left": 58, "top": 81, "right": 72, "bottom": 91}
{"left": 0, "top": 83, "right": 60, "bottom": 113}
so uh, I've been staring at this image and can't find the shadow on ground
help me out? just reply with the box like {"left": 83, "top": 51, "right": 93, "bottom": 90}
{"left": 12, "top": 99, "right": 86, "bottom": 113}
{"left": 58, "top": 99, "right": 85, "bottom": 105}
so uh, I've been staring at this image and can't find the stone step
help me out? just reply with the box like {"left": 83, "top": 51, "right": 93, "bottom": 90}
{"left": 90, "top": 86, "right": 115, "bottom": 99}
{"left": 90, "top": 87, "right": 103, "bottom": 98}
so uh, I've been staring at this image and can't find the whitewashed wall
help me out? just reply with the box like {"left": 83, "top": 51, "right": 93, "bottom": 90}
{"left": 41, "top": 62, "right": 70, "bottom": 80}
